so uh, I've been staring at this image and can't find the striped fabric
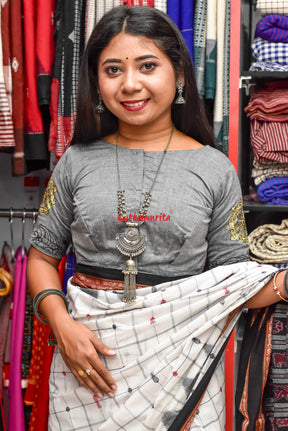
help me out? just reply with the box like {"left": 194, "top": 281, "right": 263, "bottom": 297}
{"left": 250, "top": 120, "right": 288, "bottom": 163}
{"left": 0, "top": 6, "right": 15, "bottom": 149}
{"left": 256, "top": 0, "right": 288, "bottom": 16}
{"left": 255, "top": 14, "right": 288, "bottom": 43}
{"left": 252, "top": 36, "right": 288, "bottom": 64}
{"left": 205, "top": 0, "right": 216, "bottom": 99}
{"left": 257, "top": 176, "right": 288, "bottom": 205}
{"left": 84, "top": 0, "right": 96, "bottom": 46}
{"left": 252, "top": 160, "right": 288, "bottom": 186}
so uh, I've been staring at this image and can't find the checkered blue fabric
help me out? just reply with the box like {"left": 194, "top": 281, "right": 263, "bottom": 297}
{"left": 252, "top": 36, "right": 288, "bottom": 64}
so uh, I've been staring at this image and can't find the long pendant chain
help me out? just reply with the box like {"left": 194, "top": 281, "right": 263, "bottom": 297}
{"left": 115, "top": 126, "right": 175, "bottom": 303}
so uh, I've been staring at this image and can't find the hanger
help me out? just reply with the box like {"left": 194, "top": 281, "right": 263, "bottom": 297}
{"left": 0, "top": 267, "right": 13, "bottom": 297}
{"left": 9, "top": 208, "right": 15, "bottom": 263}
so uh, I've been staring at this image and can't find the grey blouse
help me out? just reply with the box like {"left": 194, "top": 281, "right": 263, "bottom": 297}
{"left": 30, "top": 140, "right": 249, "bottom": 277}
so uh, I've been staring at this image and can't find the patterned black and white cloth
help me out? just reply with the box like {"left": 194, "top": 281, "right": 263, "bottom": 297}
{"left": 48, "top": 261, "right": 275, "bottom": 431}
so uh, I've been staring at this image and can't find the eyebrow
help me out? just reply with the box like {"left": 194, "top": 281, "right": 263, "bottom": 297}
{"left": 101, "top": 54, "right": 159, "bottom": 66}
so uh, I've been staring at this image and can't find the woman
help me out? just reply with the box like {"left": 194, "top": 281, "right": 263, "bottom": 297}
{"left": 27, "top": 6, "right": 288, "bottom": 431}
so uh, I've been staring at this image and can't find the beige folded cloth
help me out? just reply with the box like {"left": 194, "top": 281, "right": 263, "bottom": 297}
{"left": 249, "top": 219, "right": 288, "bottom": 263}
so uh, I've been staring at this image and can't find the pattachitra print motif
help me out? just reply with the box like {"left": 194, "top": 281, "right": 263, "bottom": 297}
{"left": 39, "top": 176, "right": 57, "bottom": 215}
{"left": 225, "top": 199, "right": 248, "bottom": 244}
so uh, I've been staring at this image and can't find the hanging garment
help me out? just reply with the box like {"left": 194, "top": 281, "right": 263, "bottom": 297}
{"left": 235, "top": 305, "right": 275, "bottom": 431}
{"left": 193, "top": 0, "right": 207, "bottom": 97}
{"left": 213, "top": 0, "right": 231, "bottom": 156}
{"left": 167, "top": 0, "right": 194, "bottom": 62}
{"left": 154, "top": 0, "right": 167, "bottom": 13}
{"left": 248, "top": 219, "right": 288, "bottom": 263}
{"left": 48, "top": 0, "right": 86, "bottom": 161}
{"left": 10, "top": 0, "right": 25, "bottom": 174}
{"left": 8, "top": 247, "right": 27, "bottom": 431}
{"left": 48, "top": 261, "right": 276, "bottom": 431}
{"left": 256, "top": 0, "right": 288, "bottom": 16}
{"left": 263, "top": 301, "right": 288, "bottom": 431}
{"left": 23, "top": 0, "right": 48, "bottom": 171}
{"left": 255, "top": 14, "right": 288, "bottom": 43}
{"left": 0, "top": 5, "right": 15, "bottom": 150}
{"left": 36, "top": 0, "right": 56, "bottom": 107}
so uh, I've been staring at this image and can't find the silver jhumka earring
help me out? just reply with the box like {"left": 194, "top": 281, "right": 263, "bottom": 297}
{"left": 95, "top": 93, "right": 105, "bottom": 113}
{"left": 175, "top": 78, "right": 185, "bottom": 104}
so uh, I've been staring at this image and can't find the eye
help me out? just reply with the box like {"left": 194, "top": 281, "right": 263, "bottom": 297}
{"left": 106, "top": 66, "right": 121, "bottom": 75}
{"left": 140, "top": 62, "right": 157, "bottom": 72}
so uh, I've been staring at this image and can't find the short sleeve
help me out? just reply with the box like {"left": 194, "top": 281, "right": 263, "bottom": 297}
{"left": 207, "top": 163, "right": 250, "bottom": 268}
{"left": 30, "top": 150, "right": 73, "bottom": 258}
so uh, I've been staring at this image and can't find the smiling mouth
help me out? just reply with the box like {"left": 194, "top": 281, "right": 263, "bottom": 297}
{"left": 121, "top": 99, "right": 149, "bottom": 107}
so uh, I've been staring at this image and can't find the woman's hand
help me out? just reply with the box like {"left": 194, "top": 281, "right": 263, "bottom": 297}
{"left": 54, "top": 314, "right": 117, "bottom": 398}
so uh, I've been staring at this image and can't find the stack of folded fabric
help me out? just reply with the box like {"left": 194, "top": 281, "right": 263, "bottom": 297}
{"left": 248, "top": 218, "right": 288, "bottom": 269}
{"left": 250, "top": 1, "right": 288, "bottom": 71}
{"left": 245, "top": 82, "right": 288, "bottom": 205}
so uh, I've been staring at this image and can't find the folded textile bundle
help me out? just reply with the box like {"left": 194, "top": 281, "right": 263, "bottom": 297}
{"left": 252, "top": 36, "right": 288, "bottom": 64}
{"left": 245, "top": 86, "right": 288, "bottom": 121}
{"left": 249, "top": 60, "right": 288, "bottom": 71}
{"left": 252, "top": 160, "right": 288, "bottom": 185}
{"left": 256, "top": 0, "right": 288, "bottom": 16}
{"left": 249, "top": 218, "right": 288, "bottom": 263}
{"left": 250, "top": 120, "right": 288, "bottom": 163}
{"left": 257, "top": 176, "right": 288, "bottom": 204}
{"left": 255, "top": 14, "right": 288, "bottom": 42}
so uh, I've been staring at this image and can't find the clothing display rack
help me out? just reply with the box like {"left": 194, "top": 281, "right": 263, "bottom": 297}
{"left": 0, "top": 209, "right": 38, "bottom": 219}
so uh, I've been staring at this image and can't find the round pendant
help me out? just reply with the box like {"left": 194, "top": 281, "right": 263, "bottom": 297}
{"left": 116, "top": 225, "right": 146, "bottom": 257}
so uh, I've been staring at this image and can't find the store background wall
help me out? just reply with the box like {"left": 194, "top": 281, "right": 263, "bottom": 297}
{"left": 0, "top": 153, "right": 48, "bottom": 249}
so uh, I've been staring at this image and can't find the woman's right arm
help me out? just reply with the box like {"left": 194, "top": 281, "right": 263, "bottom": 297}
{"left": 26, "top": 246, "right": 118, "bottom": 398}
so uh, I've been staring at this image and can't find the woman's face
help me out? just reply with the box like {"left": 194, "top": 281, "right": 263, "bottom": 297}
{"left": 98, "top": 32, "right": 177, "bottom": 130}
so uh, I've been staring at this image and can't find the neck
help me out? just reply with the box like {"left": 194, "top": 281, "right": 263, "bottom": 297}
{"left": 117, "top": 123, "right": 174, "bottom": 150}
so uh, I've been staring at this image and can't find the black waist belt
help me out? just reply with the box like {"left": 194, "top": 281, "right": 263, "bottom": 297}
{"left": 75, "top": 263, "right": 190, "bottom": 286}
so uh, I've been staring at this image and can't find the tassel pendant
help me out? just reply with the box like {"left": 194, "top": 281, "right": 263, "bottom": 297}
{"left": 122, "top": 258, "right": 137, "bottom": 303}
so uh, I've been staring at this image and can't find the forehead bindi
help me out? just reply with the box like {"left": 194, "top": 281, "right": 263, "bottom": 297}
{"left": 99, "top": 33, "right": 165, "bottom": 65}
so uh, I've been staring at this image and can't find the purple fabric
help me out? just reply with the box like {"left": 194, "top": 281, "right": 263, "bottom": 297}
{"left": 62, "top": 249, "right": 76, "bottom": 294}
{"left": 257, "top": 176, "right": 288, "bottom": 205}
{"left": 167, "top": 0, "right": 194, "bottom": 61}
{"left": 255, "top": 14, "right": 288, "bottom": 43}
{"left": 8, "top": 247, "right": 27, "bottom": 431}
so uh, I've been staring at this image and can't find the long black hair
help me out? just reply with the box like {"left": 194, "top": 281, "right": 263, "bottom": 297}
{"left": 71, "top": 6, "right": 214, "bottom": 147}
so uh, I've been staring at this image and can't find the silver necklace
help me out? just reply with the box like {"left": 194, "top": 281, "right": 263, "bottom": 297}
{"left": 115, "top": 126, "right": 175, "bottom": 303}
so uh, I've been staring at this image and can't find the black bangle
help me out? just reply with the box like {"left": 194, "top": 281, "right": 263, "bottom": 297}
{"left": 284, "top": 270, "right": 288, "bottom": 299}
{"left": 33, "top": 289, "right": 69, "bottom": 325}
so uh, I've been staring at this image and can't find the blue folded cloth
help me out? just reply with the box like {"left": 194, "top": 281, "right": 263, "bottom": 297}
{"left": 257, "top": 176, "right": 288, "bottom": 205}
{"left": 255, "top": 14, "right": 288, "bottom": 43}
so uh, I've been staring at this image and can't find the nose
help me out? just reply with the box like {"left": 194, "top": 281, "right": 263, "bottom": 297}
{"left": 121, "top": 70, "right": 142, "bottom": 93}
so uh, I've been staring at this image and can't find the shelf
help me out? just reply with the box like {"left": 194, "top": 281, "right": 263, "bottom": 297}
{"left": 243, "top": 201, "right": 288, "bottom": 213}
{"left": 241, "top": 71, "right": 288, "bottom": 79}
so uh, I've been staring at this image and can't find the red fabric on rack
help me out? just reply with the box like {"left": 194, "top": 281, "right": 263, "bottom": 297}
{"left": 10, "top": 0, "right": 25, "bottom": 174}
{"left": 25, "top": 254, "right": 66, "bottom": 431}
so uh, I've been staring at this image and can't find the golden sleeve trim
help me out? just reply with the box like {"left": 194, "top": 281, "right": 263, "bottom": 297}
{"left": 39, "top": 176, "right": 57, "bottom": 215}
{"left": 225, "top": 199, "right": 248, "bottom": 245}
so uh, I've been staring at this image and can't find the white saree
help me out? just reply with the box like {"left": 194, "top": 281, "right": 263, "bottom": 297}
{"left": 48, "top": 261, "right": 276, "bottom": 431}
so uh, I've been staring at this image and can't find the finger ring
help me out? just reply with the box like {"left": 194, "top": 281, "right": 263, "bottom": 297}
{"left": 85, "top": 368, "right": 93, "bottom": 376}
{"left": 78, "top": 369, "right": 85, "bottom": 377}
